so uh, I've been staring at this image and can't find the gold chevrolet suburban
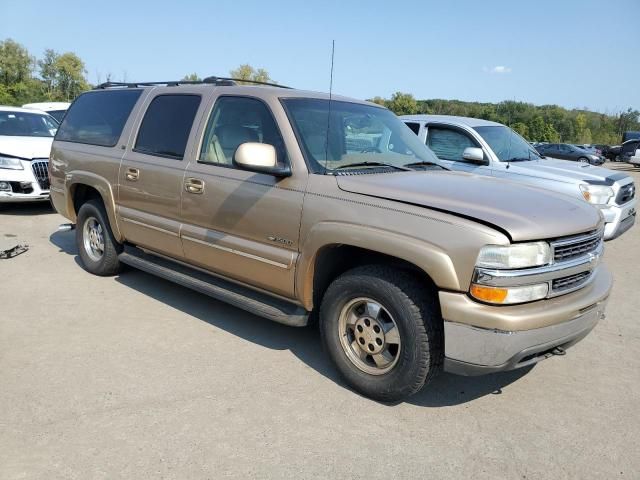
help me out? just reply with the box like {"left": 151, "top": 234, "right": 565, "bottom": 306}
{"left": 49, "top": 78, "right": 612, "bottom": 401}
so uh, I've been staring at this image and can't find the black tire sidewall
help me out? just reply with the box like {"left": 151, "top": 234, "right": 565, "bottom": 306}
{"left": 76, "top": 200, "right": 122, "bottom": 276}
{"left": 320, "top": 267, "right": 440, "bottom": 401}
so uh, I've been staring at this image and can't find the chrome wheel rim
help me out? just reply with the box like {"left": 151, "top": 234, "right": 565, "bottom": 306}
{"left": 338, "top": 297, "right": 401, "bottom": 375}
{"left": 83, "top": 216, "right": 105, "bottom": 262}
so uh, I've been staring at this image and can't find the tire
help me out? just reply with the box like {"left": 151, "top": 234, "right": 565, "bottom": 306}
{"left": 75, "top": 199, "right": 123, "bottom": 276}
{"left": 578, "top": 157, "right": 589, "bottom": 163}
{"left": 319, "top": 265, "right": 443, "bottom": 402}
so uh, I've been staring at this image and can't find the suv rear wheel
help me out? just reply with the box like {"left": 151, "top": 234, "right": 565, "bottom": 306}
{"left": 320, "top": 265, "right": 443, "bottom": 402}
{"left": 76, "top": 199, "right": 123, "bottom": 276}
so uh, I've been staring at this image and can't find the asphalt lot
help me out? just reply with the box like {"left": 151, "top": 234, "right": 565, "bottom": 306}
{"left": 1, "top": 163, "right": 639, "bottom": 479}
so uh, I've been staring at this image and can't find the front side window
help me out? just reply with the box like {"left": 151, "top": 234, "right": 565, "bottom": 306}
{"left": 134, "top": 94, "right": 201, "bottom": 160}
{"left": 282, "top": 98, "right": 438, "bottom": 173}
{"left": 427, "top": 126, "right": 478, "bottom": 162}
{"left": 474, "top": 125, "right": 541, "bottom": 162}
{"left": 56, "top": 89, "right": 142, "bottom": 146}
{"left": 0, "top": 110, "right": 58, "bottom": 137}
{"left": 199, "top": 96, "right": 287, "bottom": 167}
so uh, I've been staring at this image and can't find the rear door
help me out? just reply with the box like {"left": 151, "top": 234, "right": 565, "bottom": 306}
{"left": 117, "top": 90, "right": 206, "bottom": 258}
{"left": 424, "top": 123, "right": 492, "bottom": 175}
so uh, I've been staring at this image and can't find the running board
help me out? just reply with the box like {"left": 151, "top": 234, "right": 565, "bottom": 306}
{"left": 119, "top": 246, "right": 309, "bottom": 327}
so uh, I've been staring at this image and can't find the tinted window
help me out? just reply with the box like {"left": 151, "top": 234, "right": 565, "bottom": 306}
{"left": 47, "top": 110, "right": 66, "bottom": 123}
{"left": 404, "top": 122, "right": 420, "bottom": 135}
{"left": 200, "top": 96, "right": 287, "bottom": 167}
{"left": 56, "top": 90, "right": 142, "bottom": 146}
{"left": 426, "top": 126, "right": 478, "bottom": 162}
{"left": 135, "top": 94, "right": 201, "bottom": 160}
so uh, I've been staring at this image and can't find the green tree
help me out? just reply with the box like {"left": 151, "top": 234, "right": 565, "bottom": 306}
{"left": 512, "top": 122, "right": 529, "bottom": 139}
{"left": 369, "top": 96, "right": 386, "bottom": 107}
{"left": 53, "top": 52, "right": 88, "bottom": 100}
{"left": 181, "top": 73, "right": 201, "bottom": 81}
{"left": 38, "top": 49, "right": 58, "bottom": 97}
{"left": 386, "top": 92, "right": 417, "bottom": 115}
{"left": 0, "top": 39, "right": 34, "bottom": 86}
{"left": 229, "top": 64, "right": 275, "bottom": 84}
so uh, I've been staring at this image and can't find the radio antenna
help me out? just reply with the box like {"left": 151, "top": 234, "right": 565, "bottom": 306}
{"left": 324, "top": 40, "right": 335, "bottom": 174}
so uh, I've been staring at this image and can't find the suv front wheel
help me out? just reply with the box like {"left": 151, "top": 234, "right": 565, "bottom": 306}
{"left": 320, "top": 265, "right": 443, "bottom": 402}
{"left": 76, "top": 199, "right": 123, "bottom": 276}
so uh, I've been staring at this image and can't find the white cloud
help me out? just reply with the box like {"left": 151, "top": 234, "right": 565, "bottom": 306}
{"left": 484, "top": 65, "right": 512, "bottom": 74}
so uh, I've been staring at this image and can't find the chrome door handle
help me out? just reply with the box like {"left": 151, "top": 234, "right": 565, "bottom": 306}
{"left": 125, "top": 168, "right": 139, "bottom": 181}
{"left": 185, "top": 178, "right": 205, "bottom": 194}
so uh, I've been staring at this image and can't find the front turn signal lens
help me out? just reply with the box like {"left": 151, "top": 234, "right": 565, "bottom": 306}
{"left": 470, "top": 283, "right": 548, "bottom": 305}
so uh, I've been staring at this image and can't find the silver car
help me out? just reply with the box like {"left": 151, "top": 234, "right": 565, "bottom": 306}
{"left": 401, "top": 115, "right": 636, "bottom": 240}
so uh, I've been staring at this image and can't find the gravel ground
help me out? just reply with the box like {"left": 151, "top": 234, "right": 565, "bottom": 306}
{"left": 1, "top": 163, "right": 639, "bottom": 479}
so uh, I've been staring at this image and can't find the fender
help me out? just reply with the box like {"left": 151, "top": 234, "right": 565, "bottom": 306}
{"left": 65, "top": 170, "right": 123, "bottom": 241}
{"left": 295, "top": 221, "right": 460, "bottom": 311}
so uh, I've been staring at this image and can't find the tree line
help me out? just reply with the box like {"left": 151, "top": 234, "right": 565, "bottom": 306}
{"left": 1, "top": 37, "right": 637, "bottom": 145}
{"left": 372, "top": 92, "right": 640, "bottom": 145}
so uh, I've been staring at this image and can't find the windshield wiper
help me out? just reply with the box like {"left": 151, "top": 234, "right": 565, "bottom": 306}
{"left": 403, "top": 161, "right": 447, "bottom": 170}
{"left": 334, "top": 161, "right": 411, "bottom": 171}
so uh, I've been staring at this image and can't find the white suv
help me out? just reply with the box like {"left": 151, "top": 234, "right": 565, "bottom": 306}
{"left": 22, "top": 102, "right": 70, "bottom": 123}
{"left": 0, "top": 106, "right": 57, "bottom": 203}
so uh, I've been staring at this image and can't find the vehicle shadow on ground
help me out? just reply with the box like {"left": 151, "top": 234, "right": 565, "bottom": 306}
{"left": 49, "top": 229, "right": 534, "bottom": 407}
{"left": 0, "top": 202, "right": 55, "bottom": 216}
{"left": 605, "top": 162, "right": 639, "bottom": 172}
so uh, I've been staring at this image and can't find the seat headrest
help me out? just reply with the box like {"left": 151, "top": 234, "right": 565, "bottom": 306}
{"left": 215, "top": 125, "right": 259, "bottom": 150}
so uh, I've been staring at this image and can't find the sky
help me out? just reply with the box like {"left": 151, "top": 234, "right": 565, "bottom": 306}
{"left": 1, "top": 0, "right": 638, "bottom": 113}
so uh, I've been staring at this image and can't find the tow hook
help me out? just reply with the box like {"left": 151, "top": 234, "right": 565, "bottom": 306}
{"left": 551, "top": 347, "right": 566, "bottom": 356}
{"left": 58, "top": 223, "right": 75, "bottom": 232}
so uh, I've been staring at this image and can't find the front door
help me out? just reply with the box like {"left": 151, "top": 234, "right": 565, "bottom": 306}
{"left": 117, "top": 92, "right": 204, "bottom": 258}
{"left": 180, "top": 95, "right": 305, "bottom": 299}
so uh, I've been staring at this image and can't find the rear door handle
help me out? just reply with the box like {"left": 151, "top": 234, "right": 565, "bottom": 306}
{"left": 185, "top": 178, "right": 205, "bottom": 194}
{"left": 125, "top": 168, "right": 139, "bottom": 181}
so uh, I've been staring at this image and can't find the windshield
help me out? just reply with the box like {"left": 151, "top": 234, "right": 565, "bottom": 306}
{"left": 0, "top": 110, "right": 58, "bottom": 137}
{"left": 474, "top": 125, "right": 541, "bottom": 162}
{"left": 282, "top": 98, "right": 440, "bottom": 173}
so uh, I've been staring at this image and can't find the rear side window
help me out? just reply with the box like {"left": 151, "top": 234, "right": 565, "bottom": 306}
{"left": 134, "top": 94, "right": 201, "bottom": 160}
{"left": 404, "top": 122, "right": 421, "bottom": 135}
{"left": 56, "top": 90, "right": 142, "bottom": 147}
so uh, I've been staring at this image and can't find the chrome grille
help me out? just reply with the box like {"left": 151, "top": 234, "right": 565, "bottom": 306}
{"left": 31, "top": 160, "right": 49, "bottom": 190}
{"left": 616, "top": 183, "right": 635, "bottom": 205}
{"left": 552, "top": 230, "right": 602, "bottom": 263}
{"left": 552, "top": 271, "right": 591, "bottom": 293}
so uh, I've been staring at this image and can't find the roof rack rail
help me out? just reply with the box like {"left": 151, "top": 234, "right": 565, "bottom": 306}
{"left": 94, "top": 76, "right": 291, "bottom": 90}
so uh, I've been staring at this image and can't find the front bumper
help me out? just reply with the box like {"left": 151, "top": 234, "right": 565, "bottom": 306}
{"left": 440, "top": 265, "right": 612, "bottom": 375}
{"left": 0, "top": 159, "right": 49, "bottom": 203}
{"left": 601, "top": 199, "right": 636, "bottom": 240}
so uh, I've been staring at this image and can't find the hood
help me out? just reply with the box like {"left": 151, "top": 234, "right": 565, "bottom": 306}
{"left": 336, "top": 171, "right": 602, "bottom": 241}
{"left": 0, "top": 136, "right": 53, "bottom": 160}
{"left": 508, "top": 157, "right": 628, "bottom": 184}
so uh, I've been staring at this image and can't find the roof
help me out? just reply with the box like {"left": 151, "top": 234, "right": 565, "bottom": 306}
{"left": 22, "top": 102, "right": 71, "bottom": 111}
{"left": 399, "top": 114, "right": 504, "bottom": 128}
{"left": 0, "top": 105, "right": 52, "bottom": 115}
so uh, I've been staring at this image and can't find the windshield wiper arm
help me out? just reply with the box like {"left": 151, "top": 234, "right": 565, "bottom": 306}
{"left": 403, "top": 161, "right": 447, "bottom": 170}
{"left": 334, "top": 161, "right": 411, "bottom": 171}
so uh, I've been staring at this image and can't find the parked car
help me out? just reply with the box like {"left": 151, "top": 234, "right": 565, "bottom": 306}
{"left": 22, "top": 102, "right": 70, "bottom": 123}
{"left": 627, "top": 142, "right": 640, "bottom": 168}
{"left": 401, "top": 115, "right": 636, "bottom": 240}
{"left": 0, "top": 106, "right": 56, "bottom": 203}
{"left": 50, "top": 79, "right": 612, "bottom": 402}
{"left": 605, "top": 144, "right": 622, "bottom": 161}
{"left": 536, "top": 143, "right": 605, "bottom": 165}
{"left": 619, "top": 139, "right": 640, "bottom": 163}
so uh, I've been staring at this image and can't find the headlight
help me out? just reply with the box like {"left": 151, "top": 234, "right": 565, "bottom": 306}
{"left": 579, "top": 184, "right": 613, "bottom": 205}
{"left": 590, "top": 155, "right": 599, "bottom": 160}
{"left": 476, "top": 242, "right": 551, "bottom": 269}
{"left": 0, "top": 156, "right": 24, "bottom": 170}
{"left": 470, "top": 283, "right": 549, "bottom": 305}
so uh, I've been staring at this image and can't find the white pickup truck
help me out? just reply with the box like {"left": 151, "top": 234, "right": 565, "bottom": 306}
{"left": 402, "top": 115, "right": 636, "bottom": 240}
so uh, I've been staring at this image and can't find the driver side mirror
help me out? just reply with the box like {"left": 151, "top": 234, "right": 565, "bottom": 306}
{"left": 233, "top": 142, "right": 291, "bottom": 177}
{"left": 462, "top": 147, "right": 487, "bottom": 164}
